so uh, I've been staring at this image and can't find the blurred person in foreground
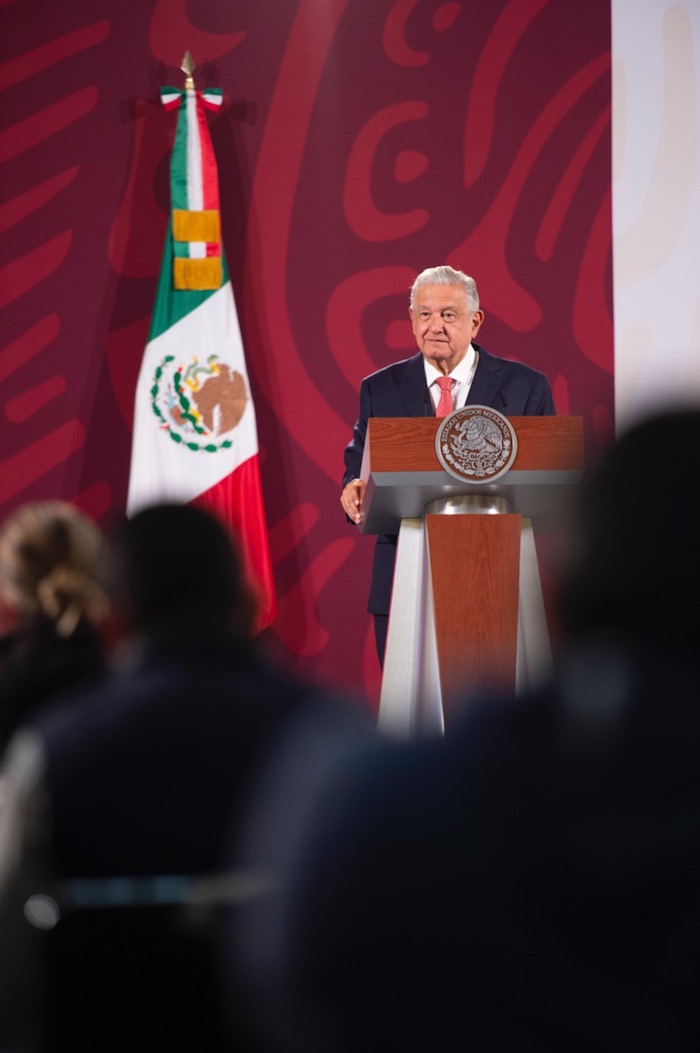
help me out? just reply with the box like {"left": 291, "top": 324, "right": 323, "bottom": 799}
{"left": 0, "top": 503, "right": 356, "bottom": 1053}
{"left": 0, "top": 501, "right": 108, "bottom": 759}
{"left": 239, "top": 407, "right": 700, "bottom": 1052}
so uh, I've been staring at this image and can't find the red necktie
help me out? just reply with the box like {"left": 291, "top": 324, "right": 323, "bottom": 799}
{"left": 435, "top": 376, "right": 455, "bottom": 417}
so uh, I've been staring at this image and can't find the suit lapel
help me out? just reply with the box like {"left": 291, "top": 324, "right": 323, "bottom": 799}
{"left": 398, "top": 354, "right": 432, "bottom": 416}
{"left": 467, "top": 345, "right": 503, "bottom": 409}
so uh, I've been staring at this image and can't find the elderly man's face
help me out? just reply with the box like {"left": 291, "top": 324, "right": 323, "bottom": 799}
{"left": 410, "top": 284, "right": 484, "bottom": 375}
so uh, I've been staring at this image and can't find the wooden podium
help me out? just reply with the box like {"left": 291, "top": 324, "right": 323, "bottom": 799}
{"left": 359, "top": 416, "right": 584, "bottom": 735}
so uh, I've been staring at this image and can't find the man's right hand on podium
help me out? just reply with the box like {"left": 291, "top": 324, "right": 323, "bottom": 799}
{"left": 340, "top": 479, "right": 366, "bottom": 524}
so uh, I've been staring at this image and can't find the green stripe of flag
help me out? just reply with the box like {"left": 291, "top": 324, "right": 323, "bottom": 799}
{"left": 148, "top": 222, "right": 230, "bottom": 342}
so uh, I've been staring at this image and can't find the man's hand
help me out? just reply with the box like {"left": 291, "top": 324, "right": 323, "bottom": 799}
{"left": 340, "top": 479, "right": 366, "bottom": 524}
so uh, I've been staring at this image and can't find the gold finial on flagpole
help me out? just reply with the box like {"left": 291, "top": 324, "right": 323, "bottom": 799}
{"left": 181, "top": 51, "right": 196, "bottom": 90}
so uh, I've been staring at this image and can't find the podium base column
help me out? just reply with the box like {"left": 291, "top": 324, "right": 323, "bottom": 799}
{"left": 378, "top": 516, "right": 552, "bottom": 737}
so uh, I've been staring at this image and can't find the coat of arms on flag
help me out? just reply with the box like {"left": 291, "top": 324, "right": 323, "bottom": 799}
{"left": 127, "top": 53, "right": 277, "bottom": 630}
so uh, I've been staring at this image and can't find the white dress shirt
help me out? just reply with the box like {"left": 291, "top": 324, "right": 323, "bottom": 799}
{"left": 423, "top": 344, "right": 479, "bottom": 413}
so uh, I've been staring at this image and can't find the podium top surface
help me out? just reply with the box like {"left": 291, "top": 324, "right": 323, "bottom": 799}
{"left": 359, "top": 415, "right": 584, "bottom": 534}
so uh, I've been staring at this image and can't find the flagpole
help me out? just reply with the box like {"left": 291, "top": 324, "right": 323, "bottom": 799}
{"left": 181, "top": 50, "right": 195, "bottom": 90}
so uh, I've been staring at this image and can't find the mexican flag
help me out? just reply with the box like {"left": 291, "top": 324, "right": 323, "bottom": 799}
{"left": 127, "top": 81, "right": 277, "bottom": 631}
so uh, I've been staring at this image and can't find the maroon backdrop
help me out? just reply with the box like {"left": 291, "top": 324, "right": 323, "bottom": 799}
{"left": 1, "top": 0, "right": 613, "bottom": 710}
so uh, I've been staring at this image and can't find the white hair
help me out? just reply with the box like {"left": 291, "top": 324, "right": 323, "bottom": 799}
{"left": 410, "top": 266, "right": 480, "bottom": 312}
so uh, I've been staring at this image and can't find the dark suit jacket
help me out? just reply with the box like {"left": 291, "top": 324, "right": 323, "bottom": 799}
{"left": 7, "top": 621, "right": 329, "bottom": 1053}
{"left": 342, "top": 345, "right": 555, "bottom": 614}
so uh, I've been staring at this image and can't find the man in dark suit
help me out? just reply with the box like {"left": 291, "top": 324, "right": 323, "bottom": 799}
{"left": 340, "top": 265, "right": 555, "bottom": 663}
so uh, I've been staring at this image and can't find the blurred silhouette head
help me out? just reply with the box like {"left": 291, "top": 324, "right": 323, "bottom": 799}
{"left": 557, "top": 407, "right": 700, "bottom": 653}
{"left": 0, "top": 500, "right": 107, "bottom": 639}
{"left": 107, "top": 503, "right": 258, "bottom": 637}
